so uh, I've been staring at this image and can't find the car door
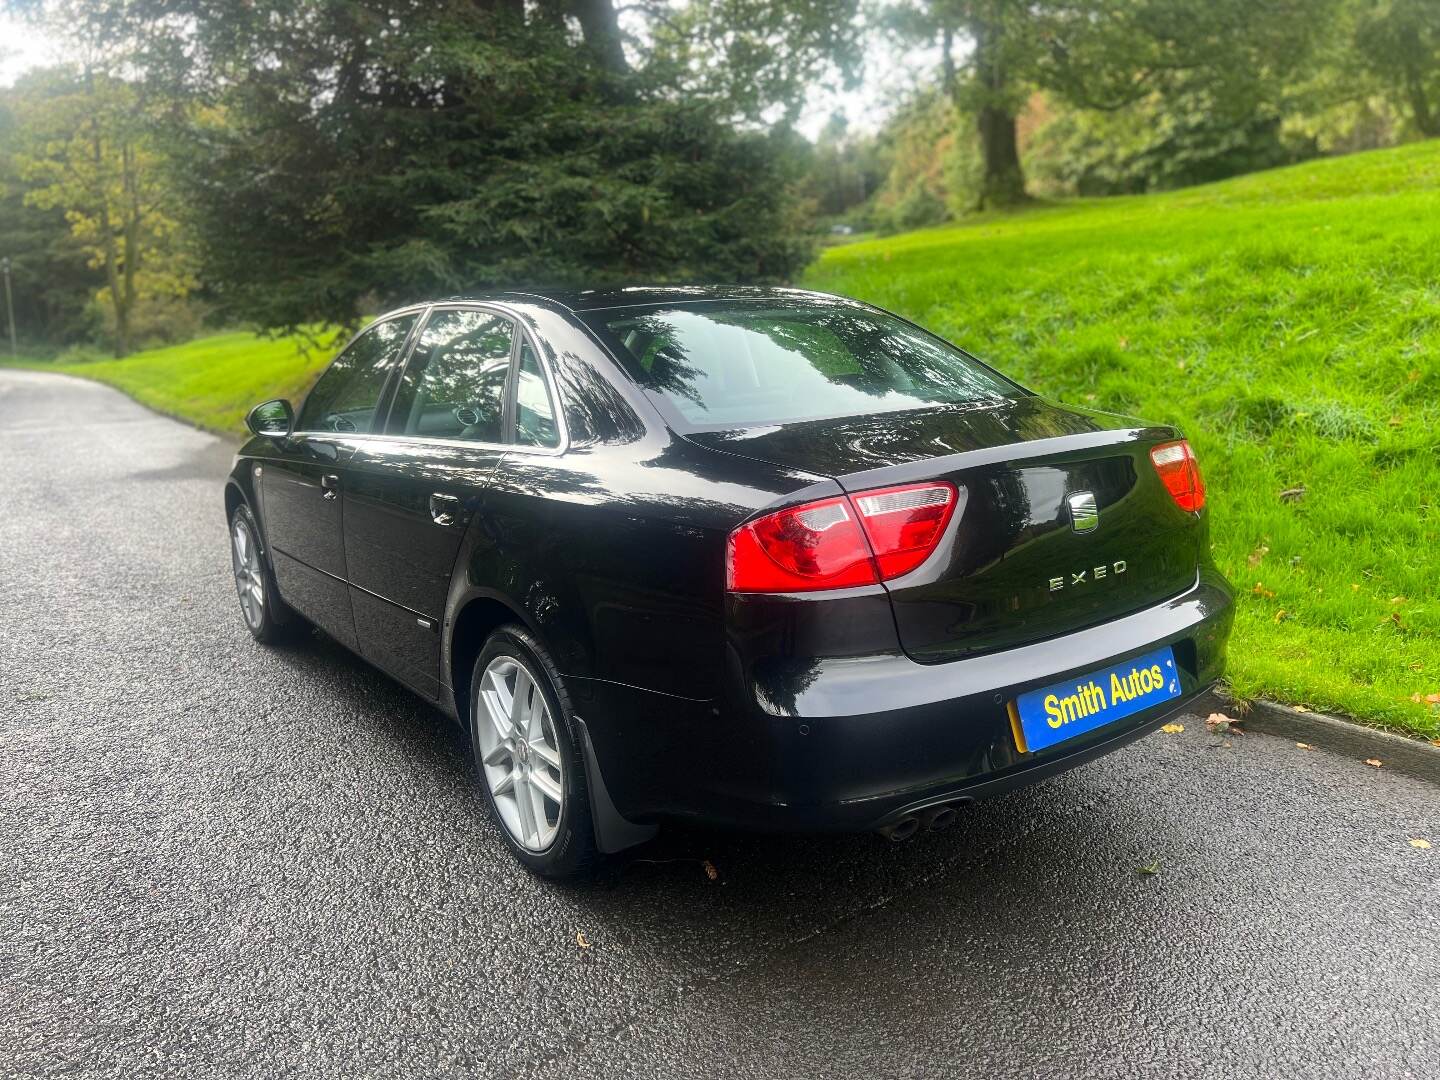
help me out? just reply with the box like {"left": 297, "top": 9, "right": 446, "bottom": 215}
{"left": 340, "top": 306, "right": 522, "bottom": 700}
{"left": 258, "top": 313, "right": 419, "bottom": 650}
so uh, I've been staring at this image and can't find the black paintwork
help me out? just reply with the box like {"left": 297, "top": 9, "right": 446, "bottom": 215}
{"left": 227, "top": 286, "right": 1234, "bottom": 845}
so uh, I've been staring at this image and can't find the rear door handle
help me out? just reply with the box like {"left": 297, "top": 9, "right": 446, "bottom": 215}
{"left": 321, "top": 474, "right": 339, "bottom": 500}
{"left": 430, "top": 493, "right": 462, "bottom": 526}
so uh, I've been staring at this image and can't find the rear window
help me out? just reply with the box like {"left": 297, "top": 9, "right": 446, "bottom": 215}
{"left": 583, "top": 300, "right": 1021, "bottom": 428}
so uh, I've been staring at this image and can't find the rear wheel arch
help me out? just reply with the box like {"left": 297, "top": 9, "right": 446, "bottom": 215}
{"left": 448, "top": 594, "right": 536, "bottom": 730}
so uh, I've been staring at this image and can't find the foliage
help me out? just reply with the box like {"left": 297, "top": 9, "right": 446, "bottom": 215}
{"left": 0, "top": 76, "right": 102, "bottom": 347}
{"left": 9, "top": 67, "right": 194, "bottom": 356}
{"left": 1352, "top": 0, "right": 1440, "bottom": 137}
{"left": 22, "top": 0, "right": 860, "bottom": 333}
{"left": 1025, "top": 92, "right": 1307, "bottom": 197}
{"left": 865, "top": 91, "right": 975, "bottom": 231}
{"left": 887, "top": 0, "right": 1338, "bottom": 205}
{"left": 802, "top": 113, "right": 889, "bottom": 222}
{"left": 805, "top": 140, "right": 1440, "bottom": 735}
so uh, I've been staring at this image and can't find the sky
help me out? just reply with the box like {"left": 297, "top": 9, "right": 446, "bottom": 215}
{"left": 0, "top": 14, "right": 929, "bottom": 141}
{"left": 0, "top": 16, "right": 61, "bottom": 85}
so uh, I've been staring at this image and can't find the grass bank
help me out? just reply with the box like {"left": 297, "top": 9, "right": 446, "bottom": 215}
{"left": 4, "top": 329, "right": 343, "bottom": 436}
{"left": 805, "top": 140, "right": 1440, "bottom": 736}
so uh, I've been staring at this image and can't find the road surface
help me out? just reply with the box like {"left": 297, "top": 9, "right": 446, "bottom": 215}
{"left": 1, "top": 368, "right": 1436, "bottom": 1079}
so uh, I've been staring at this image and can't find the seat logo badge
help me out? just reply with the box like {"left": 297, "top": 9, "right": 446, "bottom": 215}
{"left": 1067, "top": 491, "right": 1099, "bottom": 534}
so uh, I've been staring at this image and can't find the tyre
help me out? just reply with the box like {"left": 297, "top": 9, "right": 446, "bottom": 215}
{"left": 229, "top": 502, "right": 305, "bottom": 645}
{"left": 470, "top": 624, "right": 598, "bottom": 879}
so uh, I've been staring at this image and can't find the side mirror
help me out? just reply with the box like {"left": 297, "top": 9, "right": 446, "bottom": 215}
{"left": 246, "top": 398, "right": 294, "bottom": 440}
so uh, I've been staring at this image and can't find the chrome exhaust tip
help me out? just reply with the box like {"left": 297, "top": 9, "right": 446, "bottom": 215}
{"left": 878, "top": 816, "right": 920, "bottom": 843}
{"left": 918, "top": 804, "right": 959, "bottom": 832}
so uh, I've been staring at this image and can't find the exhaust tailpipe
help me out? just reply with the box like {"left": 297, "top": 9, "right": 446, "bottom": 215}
{"left": 918, "top": 804, "right": 958, "bottom": 832}
{"left": 877, "top": 816, "right": 920, "bottom": 843}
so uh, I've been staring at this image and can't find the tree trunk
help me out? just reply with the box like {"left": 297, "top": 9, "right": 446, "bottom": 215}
{"left": 569, "top": 0, "right": 628, "bottom": 75}
{"left": 977, "top": 103, "right": 1025, "bottom": 208}
{"left": 121, "top": 139, "right": 139, "bottom": 351}
{"left": 1405, "top": 67, "right": 1437, "bottom": 137}
{"left": 93, "top": 127, "right": 130, "bottom": 358}
{"left": 970, "top": 12, "right": 1027, "bottom": 208}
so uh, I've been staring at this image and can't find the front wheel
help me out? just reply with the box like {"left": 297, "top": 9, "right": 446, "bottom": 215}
{"left": 470, "top": 625, "right": 598, "bottom": 879}
{"left": 229, "top": 503, "right": 304, "bottom": 645}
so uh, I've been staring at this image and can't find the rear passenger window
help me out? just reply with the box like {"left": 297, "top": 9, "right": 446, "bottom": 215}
{"left": 388, "top": 309, "right": 515, "bottom": 442}
{"left": 513, "top": 339, "right": 560, "bottom": 448}
{"left": 299, "top": 315, "right": 417, "bottom": 434}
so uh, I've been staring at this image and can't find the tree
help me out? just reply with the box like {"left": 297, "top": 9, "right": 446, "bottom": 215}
{"left": 16, "top": 0, "right": 860, "bottom": 333}
{"left": 893, "top": 0, "right": 1328, "bottom": 207}
{"left": 0, "top": 76, "right": 102, "bottom": 346}
{"left": 1353, "top": 0, "right": 1440, "bottom": 136}
{"left": 12, "top": 68, "right": 192, "bottom": 355}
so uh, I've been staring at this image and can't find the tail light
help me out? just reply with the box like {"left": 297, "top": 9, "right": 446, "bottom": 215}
{"left": 1150, "top": 440, "right": 1205, "bottom": 512}
{"left": 727, "top": 482, "right": 958, "bottom": 593}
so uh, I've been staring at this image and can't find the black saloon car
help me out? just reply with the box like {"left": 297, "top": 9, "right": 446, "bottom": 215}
{"left": 226, "top": 287, "right": 1234, "bottom": 878}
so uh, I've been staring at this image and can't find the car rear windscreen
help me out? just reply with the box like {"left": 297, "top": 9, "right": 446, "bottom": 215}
{"left": 583, "top": 300, "right": 1022, "bottom": 428}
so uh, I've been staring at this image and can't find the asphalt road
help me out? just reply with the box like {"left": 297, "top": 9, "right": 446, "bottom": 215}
{"left": 2, "top": 367, "right": 1437, "bottom": 1080}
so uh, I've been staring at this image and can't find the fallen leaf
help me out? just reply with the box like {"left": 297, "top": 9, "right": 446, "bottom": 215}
{"left": 1252, "top": 582, "right": 1276, "bottom": 599}
{"left": 1136, "top": 859, "right": 1162, "bottom": 875}
{"left": 1390, "top": 596, "right": 1407, "bottom": 604}
{"left": 1407, "top": 369, "right": 1421, "bottom": 381}
{"left": 1279, "top": 485, "right": 1306, "bottom": 503}
{"left": 1365, "top": 758, "right": 1383, "bottom": 768}
{"left": 1160, "top": 722, "right": 1184, "bottom": 734}
{"left": 576, "top": 931, "right": 592, "bottom": 950}
{"left": 1350, "top": 583, "right": 1361, "bottom": 592}
{"left": 1389, "top": 612, "right": 1404, "bottom": 628}
{"left": 1117, "top": 336, "right": 1129, "bottom": 349}
{"left": 1296, "top": 742, "right": 1315, "bottom": 751}
{"left": 702, "top": 859, "right": 718, "bottom": 882}
{"left": 1410, "top": 838, "right": 1432, "bottom": 850}
{"left": 1388, "top": 415, "right": 1404, "bottom": 428}
{"left": 1274, "top": 609, "right": 1290, "bottom": 623}
{"left": 1084, "top": 393, "right": 1097, "bottom": 402}
{"left": 1247, "top": 544, "right": 1270, "bottom": 567}
{"left": 1293, "top": 705, "right": 1310, "bottom": 713}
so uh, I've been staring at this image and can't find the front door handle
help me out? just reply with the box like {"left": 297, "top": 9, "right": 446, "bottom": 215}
{"left": 321, "top": 474, "right": 339, "bottom": 500}
{"left": 429, "top": 493, "right": 462, "bottom": 526}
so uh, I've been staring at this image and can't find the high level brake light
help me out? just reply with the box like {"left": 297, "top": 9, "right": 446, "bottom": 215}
{"left": 1149, "top": 439, "right": 1206, "bottom": 512}
{"left": 726, "top": 482, "right": 958, "bottom": 593}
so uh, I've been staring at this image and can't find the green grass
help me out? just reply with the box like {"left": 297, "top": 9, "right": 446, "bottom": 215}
{"left": 804, "top": 140, "right": 1440, "bottom": 737}
{"left": 4, "top": 329, "right": 343, "bottom": 435}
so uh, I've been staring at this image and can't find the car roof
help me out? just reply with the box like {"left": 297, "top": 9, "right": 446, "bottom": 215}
{"left": 423, "top": 285, "right": 842, "bottom": 314}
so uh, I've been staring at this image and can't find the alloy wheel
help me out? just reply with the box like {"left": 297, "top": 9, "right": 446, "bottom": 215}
{"left": 231, "top": 518, "right": 265, "bottom": 630}
{"left": 476, "top": 655, "right": 565, "bottom": 851}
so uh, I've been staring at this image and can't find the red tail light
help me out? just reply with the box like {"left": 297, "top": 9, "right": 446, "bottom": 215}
{"left": 1150, "top": 440, "right": 1206, "bottom": 512}
{"left": 727, "top": 482, "right": 958, "bottom": 593}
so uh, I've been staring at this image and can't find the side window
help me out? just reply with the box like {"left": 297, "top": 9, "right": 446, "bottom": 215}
{"left": 388, "top": 309, "right": 516, "bottom": 442}
{"left": 514, "top": 338, "right": 560, "bottom": 448}
{"left": 298, "top": 315, "right": 417, "bottom": 434}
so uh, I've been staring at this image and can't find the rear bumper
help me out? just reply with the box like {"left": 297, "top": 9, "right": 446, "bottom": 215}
{"left": 576, "top": 567, "right": 1233, "bottom": 833}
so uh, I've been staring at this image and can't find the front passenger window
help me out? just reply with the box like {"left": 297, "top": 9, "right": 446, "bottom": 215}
{"left": 389, "top": 309, "right": 515, "bottom": 442}
{"left": 298, "top": 315, "right": 417, "bottom": 434}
